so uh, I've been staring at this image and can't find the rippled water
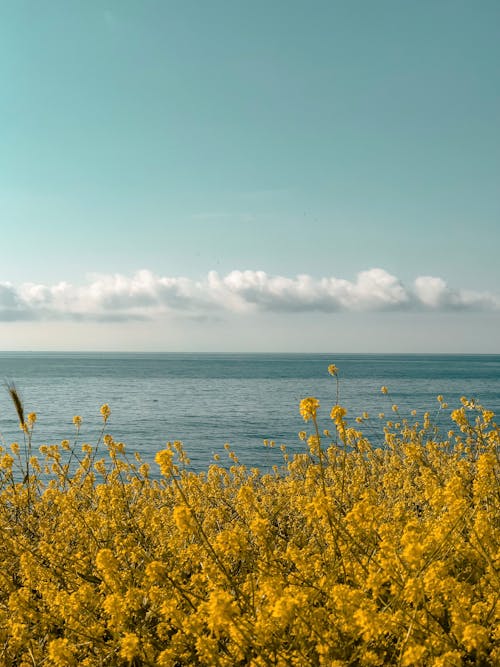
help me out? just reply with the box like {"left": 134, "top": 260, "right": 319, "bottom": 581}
{"left": 0, "top": 353, "right": 499, "bottom": 473}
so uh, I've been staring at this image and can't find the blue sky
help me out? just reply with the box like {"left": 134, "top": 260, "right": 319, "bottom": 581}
{"left": 0, "top": 1, "right": 499, "bottom": 351}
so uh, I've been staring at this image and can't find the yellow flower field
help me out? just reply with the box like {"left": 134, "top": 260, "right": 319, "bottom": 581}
{"left": 0, "top": 377, "right": 498, "bottom": 666}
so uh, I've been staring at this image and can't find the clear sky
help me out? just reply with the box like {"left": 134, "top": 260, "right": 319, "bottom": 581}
{"left": 0, "top": 1, "right": 499, "bottom": 351}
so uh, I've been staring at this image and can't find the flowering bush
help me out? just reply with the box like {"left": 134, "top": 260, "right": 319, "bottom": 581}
{"left": 0, "top": 380, "right": 498, "bottom": 666}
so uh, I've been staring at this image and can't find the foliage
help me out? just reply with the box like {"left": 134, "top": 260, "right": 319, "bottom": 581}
{"left": 0, "top": 377, "right": 499, "bottom": 666}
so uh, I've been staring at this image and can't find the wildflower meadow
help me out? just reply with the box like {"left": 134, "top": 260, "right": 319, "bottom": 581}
{"left": 0, "top": 368, "right": 498, "bottom": 666}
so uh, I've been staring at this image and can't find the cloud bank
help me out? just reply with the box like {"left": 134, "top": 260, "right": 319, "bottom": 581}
{"left": 0, "top": 269, "right": 498, "bottom": 322}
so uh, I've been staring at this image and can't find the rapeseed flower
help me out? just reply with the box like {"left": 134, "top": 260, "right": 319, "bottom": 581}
{"left": 299, "top": 396, "right": 320, "bottom": 421}
{"left": 100, "top": 403, "right": 111, "bottom": 421}
{"left": 0, "top": 377, "right": 498, "bottom": 666}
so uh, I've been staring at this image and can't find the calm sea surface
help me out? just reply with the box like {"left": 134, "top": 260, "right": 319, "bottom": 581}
{"left": 0, "top": 353, "right": 499, "bottom": 474}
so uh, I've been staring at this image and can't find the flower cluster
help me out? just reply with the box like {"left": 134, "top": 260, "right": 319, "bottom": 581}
{"left": 0, "top": 390, "right": 498, "bottom": 666}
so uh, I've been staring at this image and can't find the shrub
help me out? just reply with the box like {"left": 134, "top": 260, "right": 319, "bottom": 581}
{"left": 0, "top": 380, "right": 498, "bottom": 666}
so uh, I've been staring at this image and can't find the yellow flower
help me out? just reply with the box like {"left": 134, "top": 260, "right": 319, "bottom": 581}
{"left": 330, "top": 405, "right": 347, "bottom": 422}
{"left": 95, "top": 548, "right": 118, "bottom": 577}
{"left": 299, "top": 397, "right": 319, "bottom": 422}
{"left": 155, "top": 448, "right": 174, "bottom": 476}
{"left": 401, "top": 644, "right": 426, "bottom": 666}
{"left": 145, "top": 561, "right": 168, "bottom": 581}
{"left": 1, "top": 453, "right": 14, "bottom": 469}
{"left": 1, "top": 392, "right": 498, "bottom": 665}
{"left": 381, "top": 386, "right": 388, "bottom": 394}
{"left": 120, "top": 632, "right": 140, "bottom": 661}
{"left": 482, "top": 409, "right": 494, "bottom": 423}
{"left": 100, "top": 404, "right": 111, "bottom": 422}
{"left": 47, "top": 638, "right": 75, "bottom": 666}
{"left": 328, "top": 364, "right": 338, "bottom": 376}
{"left": 307, "top": 434, "right": 321, "bottom": 455}
{"left": 461, "top": 623, "right": 489, "bottom": 652}
{"left": 173, "top": 505, "right": 196, "bottom": 532}
{"left": 205, "top": 589, "right": 237, "bottom": 637}
{"left": 29, "top": 456, "right": 41, "bottom": 472}
{"left": 73, "top": 415, "right": 82, "bottom": 427}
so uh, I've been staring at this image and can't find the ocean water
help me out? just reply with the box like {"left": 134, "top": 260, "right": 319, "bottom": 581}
{"left": 0, "top": 353, "right": 499, "bottom": 474}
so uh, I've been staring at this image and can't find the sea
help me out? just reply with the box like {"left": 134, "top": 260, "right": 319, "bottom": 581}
{"left": 0, "top": 353, "right": 499, "bottom": 475}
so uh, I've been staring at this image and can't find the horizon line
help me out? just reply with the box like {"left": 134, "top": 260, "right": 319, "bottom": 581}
{"left": 0, "top": 350, "right": 498, "bottom": 356}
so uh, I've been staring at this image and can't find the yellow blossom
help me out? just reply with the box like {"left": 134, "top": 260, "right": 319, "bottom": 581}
{"left": 0, "top": 392, "right": 498, "bottom": 665}
{"left": 47, "top": 638, "right": 75, "bottom": 666}
{"left": 330, "top": 405, "right": 347, "bottom": 422}
{"left": 205, "top": 589, "right": 237, "bottom": 636}
{"left": 173, "top": 505, "right": 196, "bottom": 532}
{"left": 401, "top": 644, "right": 426, "bottom": 666}
{"left": 100, "top": 403, "right": 111, "bottom": 422}
{"left": 307, "top": 434, "right": 321, "bottom": 455}
{"left": 120, "top": 632, "right": 141, "bottom": 661}
{"left": 299, "top": 397, "right": 320, "bottom": 422}
{"left": 155, "top": 448, "right": 174, "bottom": 476}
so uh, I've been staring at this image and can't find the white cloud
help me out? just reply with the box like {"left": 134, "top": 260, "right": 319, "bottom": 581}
{"left": 413, "top": 276, "right": 500, "bottom": 311}
{"left": 1, "top": 269, "right": 498, "bottom": 322}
